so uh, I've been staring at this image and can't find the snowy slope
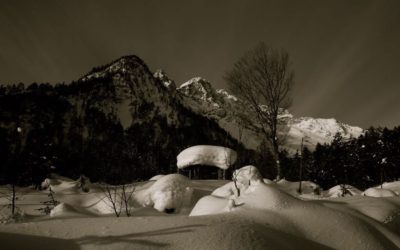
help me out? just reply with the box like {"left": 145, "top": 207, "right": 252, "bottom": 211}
{"left": 286, "top": 117, "right": 364, "bottom": 152}
{"left": 176, "top": 76, "right": 364, "bottom": 152}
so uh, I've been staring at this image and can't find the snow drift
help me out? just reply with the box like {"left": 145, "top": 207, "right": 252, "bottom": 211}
{"left": 363, "top": 187, "right": 398, "bottom": 197}
{"left": 3, "top": 172, "right": 400, "bottom": 249}
{"left": 142, "top": 174, "right": 193, "bottom": 213}
{"left": 190, "top": 166, "right": 400, "bottom": 249}
{"left": 325, "top": 184, "right": 362, "bottom": 197}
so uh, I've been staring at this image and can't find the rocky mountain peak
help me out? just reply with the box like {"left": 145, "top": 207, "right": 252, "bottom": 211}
{"left": 177, "top": 77, "right": 216, "bottom": 101}
{"left": 80, "top": 55, "right": 150, "bottom": 82}
{"left": 153, "top": 69, "right": 176, "bottom": 89}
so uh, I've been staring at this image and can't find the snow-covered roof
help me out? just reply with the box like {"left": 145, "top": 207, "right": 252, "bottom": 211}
{"left": 177, "top": 145, "right": 237, "bottom": 170}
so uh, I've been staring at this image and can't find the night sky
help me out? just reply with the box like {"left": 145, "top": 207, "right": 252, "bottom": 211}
{"left": 1, "top": 0, "right": 399, "bottom": 128}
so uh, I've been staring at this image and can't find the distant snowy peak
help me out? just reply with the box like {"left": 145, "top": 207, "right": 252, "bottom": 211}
{"left": 216, "top": 89, "right": 238, "bottom": 102}
{"left": 291, "top": 117, "right": 363, "bottom": 140}
{"left": 286, "top": 117, "right": 364, "bottom": 152}
{"left": 178, "top": 77, "right": 216, "bottom": 102}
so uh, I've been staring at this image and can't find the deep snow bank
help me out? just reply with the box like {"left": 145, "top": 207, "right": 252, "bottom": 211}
{"left": 190, "top": 166, "right": 400, "bottom": 249}
{"left": 363, "top": 187, "right": 398, "bottom": 197}
{"left": 275, "top": 179, "right": 321, "bottom": 196}
{"left": 3, "top": 172, "right": 400, "bottom": 249}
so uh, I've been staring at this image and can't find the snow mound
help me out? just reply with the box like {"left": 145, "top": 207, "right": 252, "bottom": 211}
{"left": 380, "top": 181, "right": 400, "bottom": 194}
{"left": 363, "top": 187, "right": 398, "bottom": 197}
{"left": 211, "top": 166, "right": 264, "bottom": 199}
{"left": 192, "top": 165, "right": 295, "bottom": 215}
{"left": 143, "top": 174, "right": 193, "bottom": 213}
{"left": 189, "top": 195, "right": 233, "bottom": 216}
{"left": 3, "top": 174, "right": 400, "bottom": 249}
{"left": 191, "top": 180, "right": 400, "bottom": 249}
{"left": 149, "top": 174, "right": 165, "bottom": 181}
{"left": 233, "top": 165, "right": 263, "bottom": 191}
{"left": 50, "top": 203, "right": 79, "bottom": 217}
{"left": 326, "top": 184, "right": 362, "bottom": 197}
{"left": 191, "top": 181, "right": 299, "bottom": 216}
{"left": 276, "top": 179, "right": 321, "bottom": 196}
{"left": 41, "top": 178, "right": 60, "bottom": 190}
{"left": 41, "top": 175, "right": 91, "bottom": 193}
{"left": 177, "top": 145, "right": 237, "bottom": 170}
{"left": 211, "top": 181, "right": 237, "bottom": 198}
{"left": 263, "top": 178, "right": 274, "bottom": 184}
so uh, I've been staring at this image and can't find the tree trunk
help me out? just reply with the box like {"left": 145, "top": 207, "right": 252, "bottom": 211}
{"left": 272, "top": 139, "right": 281, "bottom": 180}
{"left": 11, "top": 183, "right": 16, "bottom": 215}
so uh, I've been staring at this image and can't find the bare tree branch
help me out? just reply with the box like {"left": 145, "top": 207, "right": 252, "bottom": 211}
{"left": 225, "top": 43, "right": 294, "bottom": 179}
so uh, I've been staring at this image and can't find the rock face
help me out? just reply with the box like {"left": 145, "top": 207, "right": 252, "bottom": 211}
{"left": 153, "top": 69, "right": 176, "bottom": 89}
{"left": 175, "top": 76, "right": 363, "bottom": 153}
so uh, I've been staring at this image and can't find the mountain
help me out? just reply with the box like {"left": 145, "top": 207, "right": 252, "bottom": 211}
{"left": 175, "top": 77, "right": 363, "bottom": 153}
{"left": 0, "top": 56, "right": 257, "bottom": 185}
{"left": 286, "top": 117, "right": 364, "bottom": 152}
{"left": 0, "top": 54, "right": 364, "bottom": 185}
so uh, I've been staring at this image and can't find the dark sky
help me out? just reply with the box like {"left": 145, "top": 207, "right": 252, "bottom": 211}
{"left": 1, "top": 0, "right": 399, "bottom": 128}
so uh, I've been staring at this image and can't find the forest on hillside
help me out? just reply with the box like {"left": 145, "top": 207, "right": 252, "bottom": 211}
{"left": 1, "top": 83, "right": 400, "bottom": 189}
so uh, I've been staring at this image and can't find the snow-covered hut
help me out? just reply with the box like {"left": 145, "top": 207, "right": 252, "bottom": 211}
{"left": 177, "top": 145, "right": 237, "bottom": 179}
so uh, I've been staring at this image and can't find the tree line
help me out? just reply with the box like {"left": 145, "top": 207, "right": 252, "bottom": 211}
{"left": 280, "top": 127, "right": 400, "bottom": 190}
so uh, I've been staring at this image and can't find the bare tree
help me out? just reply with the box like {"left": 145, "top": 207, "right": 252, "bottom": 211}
{"left": 37, "top": 187, "right": 59, "bottom": 215}
{"left": 1, "top": 125, "right": 25, "bottom": 219}
{"left": 100, "top": 183, "right": 135, "bottom": 217}
{"left": 101, "top": 184, "right": 123, "bottom": 217}
{"left": 121, "top": 184, "right": 135, "bottom": 217}
{"left": 225, "top": 43, "right": 294, "bottom": 179}
{"left": 0, "top": 184, "right": 18, "bottom": 217}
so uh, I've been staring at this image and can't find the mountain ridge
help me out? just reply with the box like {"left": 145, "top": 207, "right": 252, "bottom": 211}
{"left": 172, "top": 75, "right": 364, "bottom": 153}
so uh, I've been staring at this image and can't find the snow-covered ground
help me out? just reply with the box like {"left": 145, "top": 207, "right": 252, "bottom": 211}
{"left": 1, "top": 170, "right": 400, "bottom": 249}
